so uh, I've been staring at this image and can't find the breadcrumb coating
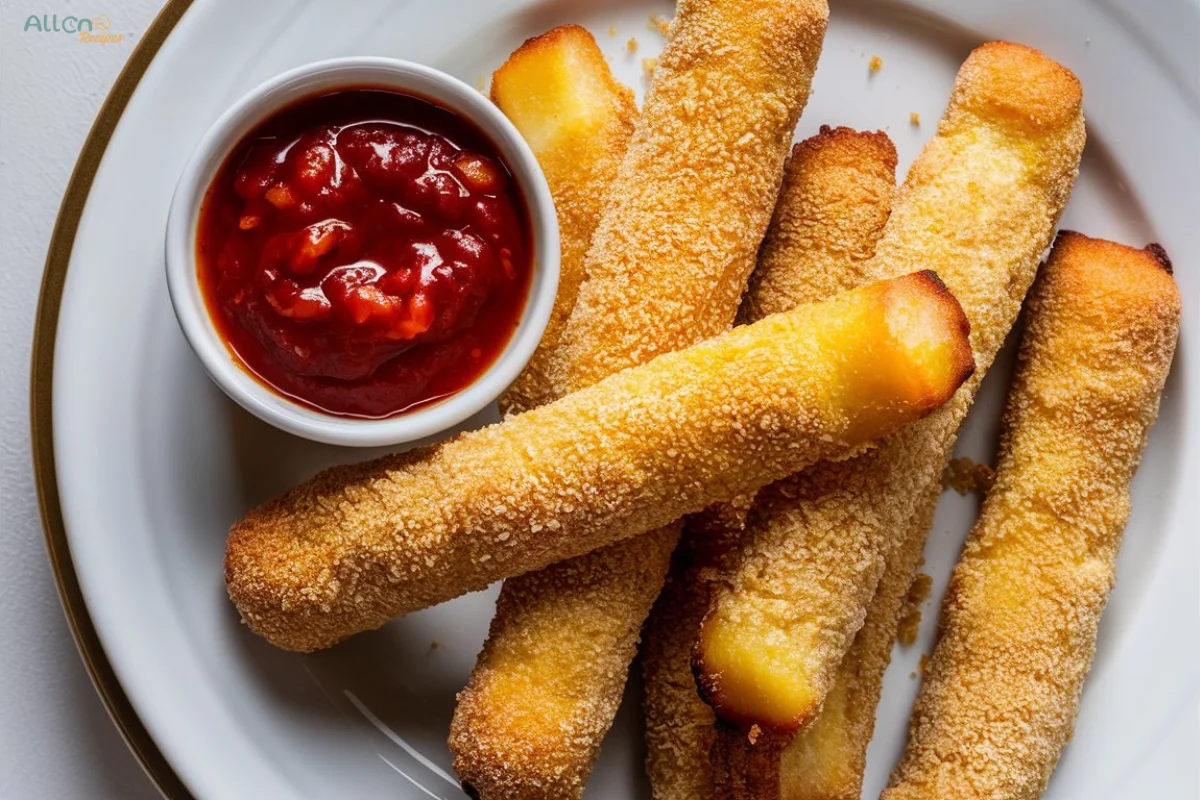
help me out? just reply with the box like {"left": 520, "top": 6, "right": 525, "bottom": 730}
{"left": 643, "top": 501, "right": 752, "bottom": 800}
{"left": 453, "top": 2, "right": 829, "bottom": 796}
{"left": 492, "top": 26, "right": 637, "bottom": 416}
{"left": 641, "top": 127, "right": 898, "bottom": 800}
{"left": 226, "top": 272, "right": 971, "bottom": 652}
{"left": 884, "top": 233, "right": 1180, "bottom": 800}
{"left": 696, "top": 41, "right": 1086, "bottom": 733}
{"left": 453, "top": 523, "right": 681, "bottom": 800}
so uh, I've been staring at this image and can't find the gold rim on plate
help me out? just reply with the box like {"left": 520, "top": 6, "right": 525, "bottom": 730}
{"left": 30, "top": 1, "right": 194, "bottom": 797}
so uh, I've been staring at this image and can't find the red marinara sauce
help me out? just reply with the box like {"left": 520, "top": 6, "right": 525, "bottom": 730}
{"left": 197, "top": 88, "right": 533, "bottom": 418}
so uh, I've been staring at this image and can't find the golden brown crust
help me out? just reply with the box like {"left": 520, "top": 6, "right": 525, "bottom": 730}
{"left": 641, "top": 516, "right": 737, "bottom": 800}
{"left": 491, "top": 26, "right": 637, "bottom": 416}
{"left": 884, "top": 233, "right": 1181, "bottom": 800}
{"left": 951, "top": 42, "right": 1083, "bottom": 132}
{"left": 695, "top": 40, "right": 1086, "bottom": 733}
{"left": 738, "top": 126, "right": 897, "bottom": 323}
{"left": 712, "top": 728, "right": 787, "bottom": 800}
{"left": 642, "top": 129, "right": 898, "bottom": 800}
{"left": 453, "top": 2, "right": 830, "bottom": 796}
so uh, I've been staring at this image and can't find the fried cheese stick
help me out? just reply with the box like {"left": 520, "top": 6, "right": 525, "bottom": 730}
{"left": 493, "top": 26, "right": 637, "bottom": 416}
{"left": 707, "top": 128, "right": 925, "bottom": 800}
{"left": 776, "top": 478, "right": 941, "bottom": 800}
{"left": 226, "top": 271, "right": 971, "bottom": 653}
{"left": 450, "top": 32, "right": 643, "bottom": 799}
{"left": 641, "top": 127, "right": 898, "bottom": 800}
{"left": 695, "top": 42, "right": 1087, "bottom": 733}
{"left": 884, "top": 233, "right": 1180, "bottom": 800}
{"left": 710, "top": 396, "right": 946, "bottom": 800}
{"left": 452, "top": 2, "right": 829, "bottom": 796}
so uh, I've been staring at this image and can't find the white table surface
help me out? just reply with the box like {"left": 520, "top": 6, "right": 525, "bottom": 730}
{"left": 1, "top": 3, "right": 1195, "bottom": 800}
{"left": 1, "top": 2, "right": 165, "bottom": 797}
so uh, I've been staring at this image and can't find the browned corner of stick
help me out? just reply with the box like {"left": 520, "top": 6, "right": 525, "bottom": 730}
{"left": 1144, "top": 242, "right": 1174, "bottom": 275}
{"left": 913, "top": 268, "right": 950, "bottom": 296}
{"left": 490, "top": 24, "right": 595, "bottom": 103}
{"left": 801, "top": 124, "right": 898, "bottom": 169}
{"left": 912, "top": 269, "right": 977, "bottom": 391}
{"left": 913, "top": 268, "right": 973, "bottom": 337}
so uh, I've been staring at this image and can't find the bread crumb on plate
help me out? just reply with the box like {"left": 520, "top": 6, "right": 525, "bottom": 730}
{"left": 943, "top": 456, "right": 995, "bottom": 496}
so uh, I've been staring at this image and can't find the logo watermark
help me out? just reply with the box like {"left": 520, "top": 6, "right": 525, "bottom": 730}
{"left": 23, "top": 13, "right": 123, "bottom": 44}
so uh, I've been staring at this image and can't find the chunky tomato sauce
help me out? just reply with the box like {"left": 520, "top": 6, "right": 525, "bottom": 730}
{"left": 197, "top": 88, "right": 532, "bottom": 418}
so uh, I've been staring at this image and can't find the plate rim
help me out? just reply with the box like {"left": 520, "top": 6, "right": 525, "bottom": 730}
{"left": 29, "top": 1, "right": 195, "bottom": 797}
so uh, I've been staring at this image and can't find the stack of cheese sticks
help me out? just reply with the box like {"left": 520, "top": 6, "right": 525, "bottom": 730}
{"left": 222, "top": 4, "right": 1181, "bottom": 798}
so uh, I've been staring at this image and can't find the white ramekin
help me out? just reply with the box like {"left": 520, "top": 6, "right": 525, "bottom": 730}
{"left": 165, "top": 57, "right": 559, "bottom": 447}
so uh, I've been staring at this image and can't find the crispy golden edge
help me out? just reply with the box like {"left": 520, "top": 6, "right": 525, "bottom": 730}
{"left": 452, "top": 1, "right": 830, "bottom": 796}
{"left": 641, "top": 127, "right": 897, "bottom": 800}
{"left": 695, "top": 40, "right": 1086, "bottom": 733}
{"left": 738, "top": 126, "right": 899, "bottom": 322}
{"left": 884, "top": 233, "right": 1181, "bottom": 800}
{"left": 493, "top": 26, "right": 637, "bottom": 416}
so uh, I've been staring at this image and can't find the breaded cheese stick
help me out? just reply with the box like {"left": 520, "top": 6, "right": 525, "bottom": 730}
{"left": 777, "top": 478, "right": 941, "bottom": 800}
{"left": 493, "top": 26, "right": 637, "bottom": 416}
{"left": 696, "top": 42, "right": 1087, "bottom": 733}
{"left": 451, "top": 2, "right": 830, "bottom": 796}
{"left": 642, "top": 127, "right": 898, "bottom": 800}
{"left": 707, "top": 482, "right": 943, "bottom": 800}
{"left": 226, "top": 271, "right": 972, "bottom": 653}
{"left": 884, "top": 234, "right": 1180, "bottom": 800}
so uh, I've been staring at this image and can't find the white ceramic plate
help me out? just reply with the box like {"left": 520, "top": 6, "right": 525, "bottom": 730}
{"left": 39, "top": 1, "right": 1199, "bottom": 798}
